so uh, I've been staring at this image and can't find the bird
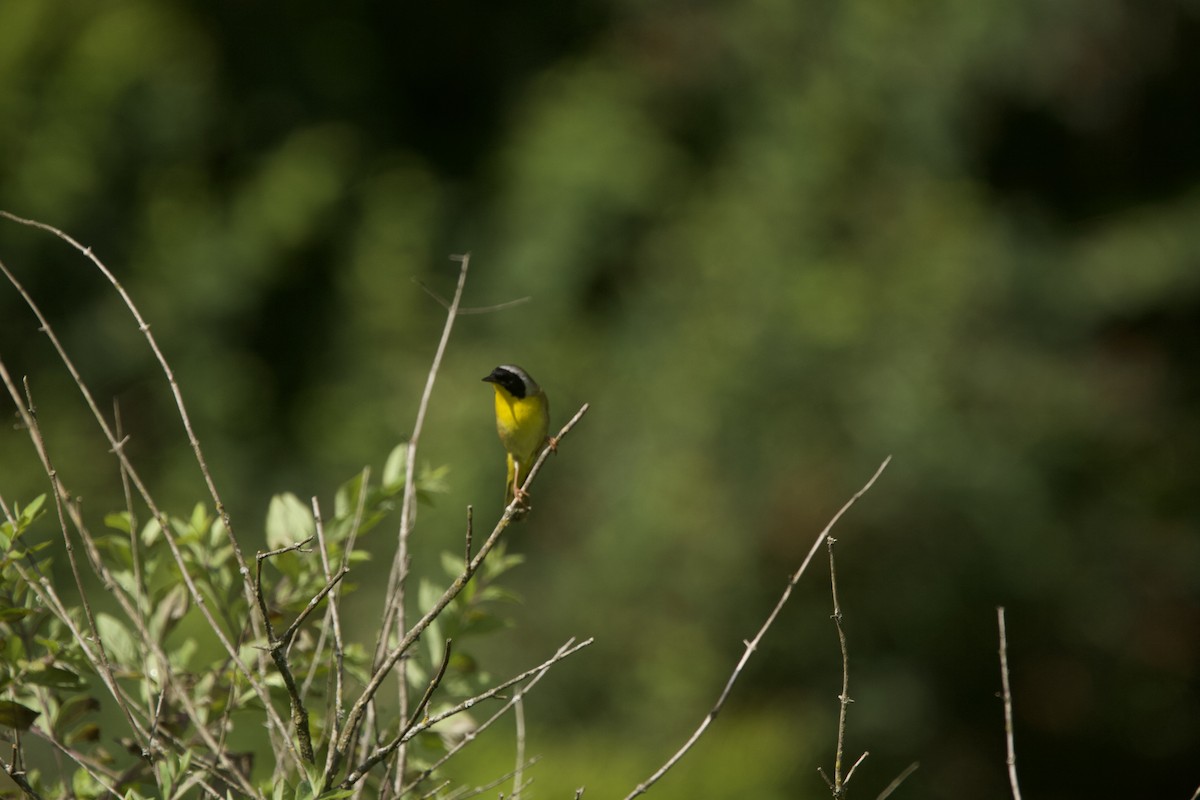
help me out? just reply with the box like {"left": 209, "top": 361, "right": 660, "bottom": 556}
{"left": 482, "top": 364, "right": 551, "bottom": 508}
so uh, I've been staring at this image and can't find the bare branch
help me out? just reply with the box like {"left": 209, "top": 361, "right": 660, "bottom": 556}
{"left": 343, "top": 636, "right": 593, "bottom": 789}
{"left": 512, "top": 695, "right": 527, "bottom": 800}
{"left": 465, "top": 505, "right": 474, "bottom": 564}
{"left": 412, "top": 277, "right": 531, "bottom": 315}
{"left": 875, "top": 762, "right": 919, "bottom": 800}
{"left": 997, "top": 606, "right": 1023, "bottom": 800}
{"left": 447, "top": 757, "right": 539, "bottom": 800}
{"left": 826, "top": 536, "right": 864, "bottom": 796}
{"left": 399, "top": 638, "right": 583, "bottom": 795}
{"left": 379, "top": 254, "right": 472, "bottom": 662}
{"left": 844, "top": 750, "right": 869, "bottom": 787}
{"left": 372, "top": 253, "right": 471, "bottom": 788}
{"left": 622, "top": 457, "right": 892, "bottom": 800}
{"left": 406, "top": 639, "right": 454, "bottom": 733}
{"left": 253, "top": 535, "right": 350, "bottom": 765}
{"left": 278, "top": 564, "right": 349, "bottom": 649}
{"left": 0, "top": 753, "right": 45, "bottom": 800}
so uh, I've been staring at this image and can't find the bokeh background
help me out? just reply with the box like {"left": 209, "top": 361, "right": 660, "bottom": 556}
{"left": 2, "top": 1, "right": 1199, "bottom": 798}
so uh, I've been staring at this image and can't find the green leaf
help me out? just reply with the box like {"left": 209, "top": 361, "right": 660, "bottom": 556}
{"left": 458, "top": 611, "right": 511, "bottom": 637}
{"left": 26, "top": 664, "right": 84, "bottom": 690}
{"left": 0, "top": 700, "right": 39, "bottom": 730}
{"left": 476, "top": 585, "right": 523, "bottom": 605}
{"left": 2, "top": 635, "right": 26, "bottom": 661}
{"left": 33, "top": 636, "right": 61, "bottom": 656}
{"left": 382, "top": 443, "right": 408, "bottom": 488}
{"left": 333, "top": 471, "right": 364, "bottom": 521}
{"left": 266, "top": 493, "right": 316, "bottom": 551}
{"left": 2, "top": 494, "right": 47, "bottom": 547}
{"left": 54, "top": 694, "right": 101, "bottom": 735}
{"left": 209, "top": 516, "right": 229, "bottom": 549}
{"left": 170, "top": 515, "right": 200, "bottom": 545}
{"left": 406, "top": 659, "right": 428, "bottom": 688}
{"left": 168, "top": 637, "right": 197, "bottom": 671}
{"left": 97, "top": 613, "right": 138, "bottom": 665}
{"left": 189, "top": 503, "right": 210, "bottom": 536}
{"left": 439, "top": 552, "right": 464, "bottom": 578}
{"left": 148, "top": 583, "right": 188, "bottom": 639}
{"left": 0, "top": 607, "right": 34, "bottom": 622}
{"left": 417, "top": 463, "right": 451, "bottom": 498}
{"left": 74, "top": 763, "right": 104, "bottom": 796}
{"left": 417, "top": 577, "right": 441, "bottom": 616}
{"left": 104, "top": 512, "right": 132, "bottom": 533}
{"left": 64, "top": 722, "right": 101, "bottom": 745}
{"left": 141, "top": 518, "right": 162, "bottom": 547}
{"left": 16, "top": 495, "right": 47, "bottom": 533}
{"left": 94, "top": 534, "right": 133, "bottom": 568}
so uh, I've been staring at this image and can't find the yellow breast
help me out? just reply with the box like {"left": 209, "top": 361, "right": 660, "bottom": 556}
{"left": 493, "top": 387, "right": 550, "bottom": 465}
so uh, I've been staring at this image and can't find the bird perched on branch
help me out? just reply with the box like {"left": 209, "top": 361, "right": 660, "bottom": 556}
{"left": 482, "top": 365, "right": 552, "bottom": 509}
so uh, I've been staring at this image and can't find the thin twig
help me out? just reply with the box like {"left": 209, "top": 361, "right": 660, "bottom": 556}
{"left": 997, "top": 607, "right": 1023, "bottom": 800}
{"left": 622, "top": 457, "right": 892, "bottom": 800}
{"left": 0, "top": 754, "right": 45, "bottom": 800}
{"left": 279, "top": 565, "right": 350, "bottom": 648}
{"left": 512, "top": 695, "right": 527, "bottom": 800}
{"left": 27, "top": 727, "right": 122, "bottom": 796}
{"left": 415, "top": 779, "right": 452, "bottom": 800}
{"left": 448, "top": 757, "right": 539, "bottom": 800}
{"left": 844, "top": 750, "right": 869, "bottom": 786}
{"left": 254, "top": 538, "right": 325, "bottom": 763}
{"left": 308, "top": 496, "right": 347, "bottom": 737}
{"left": 406, "top": 639, "right": 454, "bottom": 733}
{"left": 378, "top": 253, "right": 471, "bottom": 660}
{"left": 465, "top": 505, "right": 474, "bottom": 564}
{"left": 372, "top": 253, "right": 472, "bottom": 789}
{"left": 344, "top": 637, "right": 593, "bottom": 789}
{"left": 413, "top": 278, "right": 531, "bottom": 315}
{"left": 113, "top": 399, "right": 147, "bottom": 635}
{"left": 875, "top": 762, "right": 919, "bottom": 800}
{"left": 275, "top": 561, "right": 349, "bottom": 760}
{"left": 826, "top": 535, "right": 864, "bottom": 796}
{"left": 398, "top": 637, "right": 583, "bottom": 796}
{"left": 354, "top": 640, "right": 454, "bottom": 799}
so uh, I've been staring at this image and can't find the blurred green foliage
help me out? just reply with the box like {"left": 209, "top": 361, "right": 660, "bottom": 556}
{"left": 0, "top": 448, "right": 523, "bottom": 796}
{"left": 3, "top": 0, "right": 1200, "bottom": 797}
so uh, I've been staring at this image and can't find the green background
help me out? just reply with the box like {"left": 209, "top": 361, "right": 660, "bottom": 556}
{"left": 2, "top": 1, "right": 1199, "bottom": 798}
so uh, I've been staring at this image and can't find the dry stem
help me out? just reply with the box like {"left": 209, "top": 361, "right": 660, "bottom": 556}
{"left": 622, "top": 456, "right": 891, "bottom": 800}
{"left": 997, "top": 606, "right": 1023, "bottom": 800}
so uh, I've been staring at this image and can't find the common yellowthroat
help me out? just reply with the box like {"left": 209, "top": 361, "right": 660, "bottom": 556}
{"left": 482, "top": 364, "right": 550, "bottom": 507}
